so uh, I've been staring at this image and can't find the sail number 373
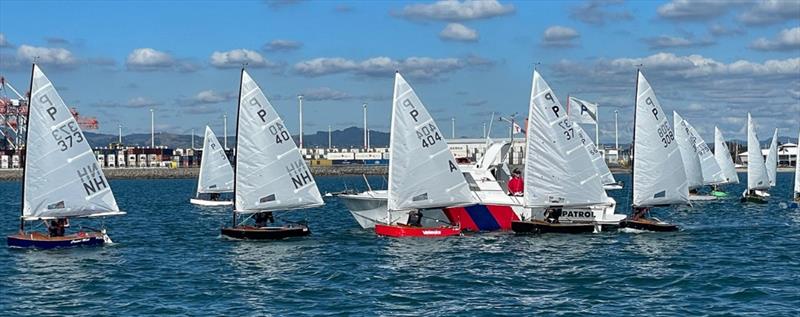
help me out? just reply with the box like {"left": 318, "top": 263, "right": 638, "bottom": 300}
{"left": 52, "top": 121, "right": 84, "bottom": 151}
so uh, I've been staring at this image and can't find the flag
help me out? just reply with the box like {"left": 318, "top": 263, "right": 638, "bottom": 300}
{"left": 568, "top": 96, "right": 598, "bottom": 124}
{"left": 513, "top": 122, "right": 524, "bottom": 134}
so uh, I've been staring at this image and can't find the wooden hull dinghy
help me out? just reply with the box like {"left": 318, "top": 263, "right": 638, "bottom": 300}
{"left": 511, "top": 220, "right": 596, "bottom": 234}
{"left": 620, "top": 219, "right": 678, "bottom": 232}
{"left": 374, "top": 224, "right": 461, "bottom": 237}
{"left": 7, "top": 230, "right": 108, "bottom": 249}
{"left": 221, "top": 225, "right": 310, "bottom": 240}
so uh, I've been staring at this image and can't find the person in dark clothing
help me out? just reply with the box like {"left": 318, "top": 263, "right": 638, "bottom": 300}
{"left": 254, "top": 212, "right": 275, "bottom": 227}
{"left": 48, "top": 219, "right": 66, "bottom": 237}
{"left": 209, "top": 193, "right": 220, "bottom": 201}
{"left": 631, "top": 208, "right": 648, "bottom": 221}
{"left": 407, "top": 210, "right": 423, "bottom": 227}
{"left": 508, "top": 169, "right": 524, "bottom": 196}
{"left": 544, "top": 207, "right": 562, "bottom": 224}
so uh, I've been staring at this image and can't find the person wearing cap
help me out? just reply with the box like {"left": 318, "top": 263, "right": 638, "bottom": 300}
{"left": 508, "top": 169, "right": 524, "bottom": 196}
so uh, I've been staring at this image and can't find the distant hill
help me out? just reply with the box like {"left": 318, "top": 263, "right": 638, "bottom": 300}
{"left": 85, "top": 127, "right": 390, "bottom": 149}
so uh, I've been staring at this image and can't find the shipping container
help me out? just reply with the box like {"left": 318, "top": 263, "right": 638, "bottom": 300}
{"left": 331, "top": 159, "right": 358, "bottom": 165}
{"left": 107, "top": 155, "right": 116, "bottom": 168}
{"left": 361, "top": 159, "right": 389, "bottom": 165}
{"left": 382, "top": 152, "right": 391, "bottom": 160}
{"left": 309, "top": 159, "right": 333, "bottom": 166}
{"left": 355, "top": 152, "right": 383, "bottom": 160}
{"left": 12, "top": 155, "right": 20, "bottom": 168}
{"left": 96, "top": 155, "right": 106, "bottom": 167}
{"left": 1, "top": 155, "right": 8, "bottom": 169}
{"left": 128, "top": 154, "right": 137, "bottom": 167}
{"left": 138, "top": 154, "right": 147, "bottom": 167}
{"left": 118, "top": 155, "right": 127, "bottom": 167}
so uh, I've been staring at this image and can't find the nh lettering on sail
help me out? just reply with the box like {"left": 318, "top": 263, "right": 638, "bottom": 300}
{"left": 77, "top": 163, "right": 108, "bottom": 196}
{"left": 248, "top": 97, "right": 268, "bottom": 123}
{"left": 286, "top": 159, "right": 313, "bottom": 189}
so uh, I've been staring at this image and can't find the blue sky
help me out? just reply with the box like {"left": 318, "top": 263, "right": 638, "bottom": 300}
{"left": 1, "top": 0, "right": 798, "bottom": 144}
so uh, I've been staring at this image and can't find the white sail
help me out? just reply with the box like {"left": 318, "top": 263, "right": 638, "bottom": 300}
{"left": 765, "top": 128, "right": 778, "bottom": 187}
{"left": 714, "top": 127, "right": 739, "bottom": 184}
{"left": 234, "top": 70, "right": 323, "bottom": 213}
{"left": 632, "top": 71, "right": 689, "bottom": 207}
{"left": 795, "top": 129, "right": 799, "bottom": 197}
{"left": 387, "top": 72, "right": 473, "bottom": 211}
{"left": 196, "top": 126, "right": 234, "bottom": 194}
{"left": 567, "top": 96, "right": 598, "bottom": 125}
{"left": 523, "top": 70, "right": 608, "bottom": 207}
{"left": 746, "top": 113, "right": 770, "bottom": 190}
{"left": 683, "top": 117, "right": 726, "bottom": 185}
{"left": 673, "top": 112, "right": 703, "bottom": 189}
{"left": 23, "top": 65, "right": 121, "bottom": 220}
{"left": 576, "top": 124, "right": 616, "bottom": 185}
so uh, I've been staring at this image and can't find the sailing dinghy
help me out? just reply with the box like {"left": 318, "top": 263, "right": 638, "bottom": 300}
{"left": 765, "top": 128, "right": 778, "bottom": 188}
{"left": 673, "top": 112, "right": 712, "bottom": 201}
{"left": 511, "top": 70, "right": 622, "bottom": 234}
{"left": 741, "top": 114, "right": 770, "bottom": 204}
{"left": 620, "top": 70, "right": 688, "bottom": 232}
{"left": 190, "top": 126, "right": 234, "bottom": 207}
{"left": 792, "top": 129, "right": 799, "bottom": 207}
{"left": 711, "top": 127, "right": 739, "bottom": 197}
{"left": 674, "top": 112, "right": 724, "bottom": 200}
{"left": 374, "top": 72, "right": 473, "bottom": 238}
{"left": 220, "top": 69, "right": 323, "bottom": 240}
{"left": 7, "top": 65, "right": 125, "bottom": 249}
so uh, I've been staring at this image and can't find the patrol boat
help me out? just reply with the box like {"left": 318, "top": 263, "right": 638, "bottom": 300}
{"left": 7, "top": 64, "right": 125, "bottom": 249}
{"left": 511, "top": 70, "right": 622, "bottom": 234}
{"left": 373, "top": 71, "right": 472, "bottom": 238}
{"left": 220, "top": 69, "right": 323, "bottom": 240}
{"left": 190, "top": 126, "right": 234, "bottom": 207}
{"left": 620, "top": 70, "right": 688, "bottom": 232}
{"left": 740, "top": 114, "right": 771, "bottom": 204}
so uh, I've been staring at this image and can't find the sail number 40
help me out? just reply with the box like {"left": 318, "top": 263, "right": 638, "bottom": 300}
{"left": 269, "top": 122, "right": 291, "bottom": 144}
{"left": 52, "top": 121, "right": 84, "bottom": 151}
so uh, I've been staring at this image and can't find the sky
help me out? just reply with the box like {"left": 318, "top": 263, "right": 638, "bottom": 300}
{"left": 0, "top": 0, "right": 798, "bottom": 144}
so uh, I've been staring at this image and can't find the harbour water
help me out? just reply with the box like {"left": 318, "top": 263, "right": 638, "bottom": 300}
{"left": 1, "top": 173, "right": 798, "bottom": 316}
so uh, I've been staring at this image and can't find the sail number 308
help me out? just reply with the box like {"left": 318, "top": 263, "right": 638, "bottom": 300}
{"left": 52, "top": 121, "right": 84, "bottom": 151}
{"left": 657, "top": 123, "right": 674, "bottom": 148}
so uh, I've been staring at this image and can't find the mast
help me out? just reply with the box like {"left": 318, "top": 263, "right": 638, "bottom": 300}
{"left": 19, "top": 63, "right": 35, "bottom": 232}
{"left": 231, "top": 68, "right": 244, "bottom": 227}
{"left": 630, "top": 68, "right": 639, "bottom": 213}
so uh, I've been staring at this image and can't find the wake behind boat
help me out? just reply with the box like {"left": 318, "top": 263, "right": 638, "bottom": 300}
{"left": 7, "top": 65, "right": 125, "bottom": 249}
{"left": 190, "top": 126, "right": 234, "bottom": 207}
{"left": 220, "top": 69, "right": 323, "bottom": 240}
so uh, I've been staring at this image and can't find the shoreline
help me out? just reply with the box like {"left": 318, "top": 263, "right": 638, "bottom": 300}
{"left": 0, "top": 166, "right": 794, "bottom": 181}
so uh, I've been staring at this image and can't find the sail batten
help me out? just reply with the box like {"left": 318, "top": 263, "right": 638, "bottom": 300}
{"left": 632, "top": 71, "right": 689, "bottom": 207}
{"left": 387, "top": 72, "right": 473, "bottom": 211}
{"left": 746, "top": 114, "right": 770, "bottom": 191}
{"left": 197, "top": 126, "right": 234, "bottom": 194}
{"left": 234, "top": 70, "right": 323, "bottom": 212}
{"left": 23, "top": 65, "right": 121, "bottom": 219}
{"left": 523, "top": 70, "right": 608, "bottom": 208}
{"left": 714, "top": 127, "right": 739, "bottom": 184}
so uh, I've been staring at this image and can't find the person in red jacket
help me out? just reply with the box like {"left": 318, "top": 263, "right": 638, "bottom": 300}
{"left": 508, "top": 169, "right": 524, "bottom": 196}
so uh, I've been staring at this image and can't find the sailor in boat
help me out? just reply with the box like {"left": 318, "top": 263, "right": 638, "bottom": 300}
{"left": 407, "top": 210, "right": 423, "bottom": 227}
{"left": 253, "top": 212, "right": 275, "bottom": 227}
{"left": 47, "top": 219, "right": 68, "bottom": 237}
{"left": 544, "top": 207, "right": 562, "bottom": 224}
{"left": 209, "top": 193, "right": 221, "bottom": 201}
{"left": 508, "top": 169, "right": 524, "bottom": 196}
{"left": 631, "top": 208, "right": 648, "bottom": 221}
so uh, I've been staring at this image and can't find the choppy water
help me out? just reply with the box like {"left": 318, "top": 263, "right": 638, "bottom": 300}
{"left": 1, "top": 173, "right": 799, "bottom": 316}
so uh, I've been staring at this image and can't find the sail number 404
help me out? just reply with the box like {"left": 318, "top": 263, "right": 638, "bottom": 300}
{"left": 417, "top": 123, "right": 442, "bottom": 148}
{"left": 52, "top": 121, "right": 84, "bottom": 151}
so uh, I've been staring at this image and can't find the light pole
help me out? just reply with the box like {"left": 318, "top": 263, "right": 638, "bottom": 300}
{"left": 118, "top": 123, "right": 122, "bottom": 144}
{"left": 328, "top": 125, "right": 332, "bottom": 149}
{"left": 223, "top": 114, "right": 228, "bottom": 150}
{"left": 614, "top": 110, "right": 619, "bottom": 150}
{"left": 483, "top": 123, "right": 487, "bottom": 139}
{"left": 451, "top": 117, "right": 455, "bottom": 139}
{"left": 363, "top": 103, "right": 368, "bottom": 150}
{"left": 150, "top": 108, "right": 154, "bottom": 148}
{"left": 298, "top": 95, "right": 304, "bottom": 151}
{"left": 191, "top": 128, "right": 195, "bottom": 150}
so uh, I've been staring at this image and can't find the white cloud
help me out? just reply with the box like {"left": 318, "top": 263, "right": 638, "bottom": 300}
{"left": 395, "top": 0, "right": 515, "bottom": 21}
{"left": 300, "top": 87, "right": 351, "bottom": 101}
{"left": 738, "top": 0, "right": 800, "bottom": 25}
{"left": 17, "top": 45, "right": 78, "bottom": 67}
{"left": 542, "top": 26, "right": 580, "bottom": 47}
{"left": 125, "top": 97, "right": 158, "bottom": 108}
{"left": 263, "top": 39, "right": 303, "bottom": 52}
{"left": 293, "top": 55, "right": 489, "bottom": 79}
{"left": 643, "top": 35, "right": 714, "bottom": 49}
{"left": 210, "top": 49, "right": 278, "bottom": 69}
{"left": 749, "top": 27, "right": 800, "bottom": 51}
{"left": 439, "top": 23, "right": 478, "bottom": 42}
{"left": 568, "top": 0, "right": 633, "bottom": 26}
{"left": 708, "top": 24, "right": 745, "bottom": 37}
{"left": 126, "top": 48, "right": 175, "bottom": 71}
{"left": 194, "top": 90, "right": 234, "bottom": 104}
{"left": 657, "top": 0, "right": 744, "bottom": 21}
{"left": 0, "top": 33, "right": 11, "bottom": 48}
